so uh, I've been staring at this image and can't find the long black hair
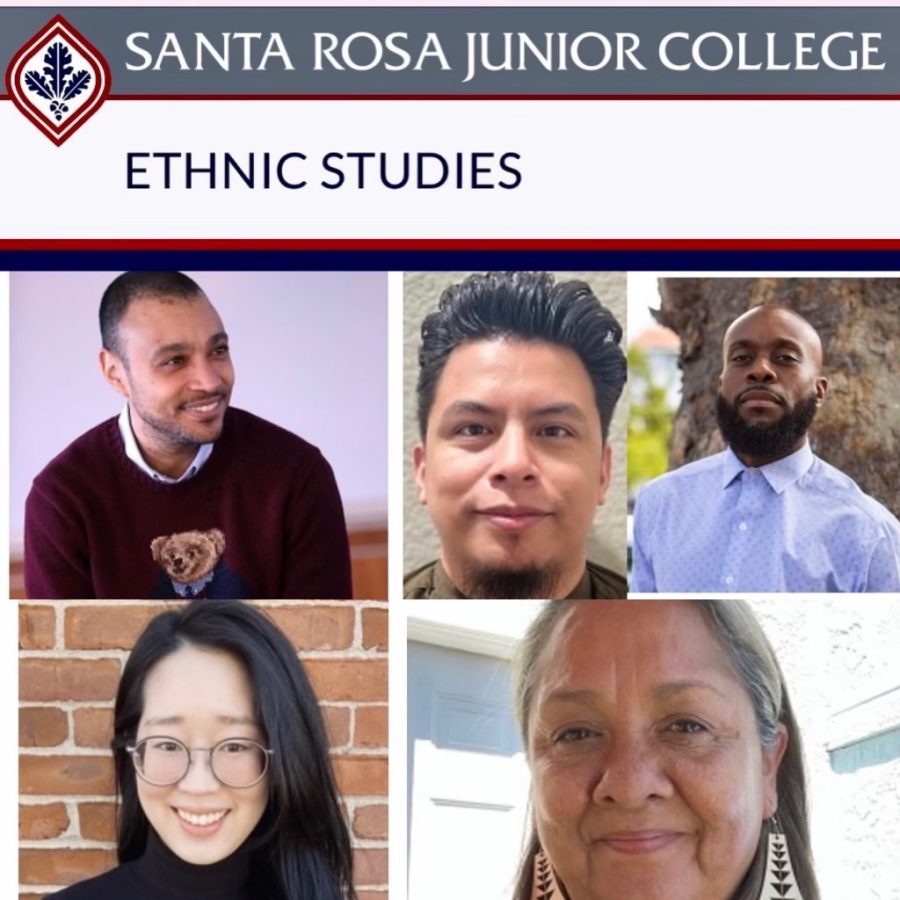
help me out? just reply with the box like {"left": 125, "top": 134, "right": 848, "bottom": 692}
{"left": 113, "top": 600, "right": 356, "bottom": 900}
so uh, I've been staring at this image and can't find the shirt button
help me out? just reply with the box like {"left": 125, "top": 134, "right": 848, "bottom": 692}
{"left": 738, "top": 522, "right": 748, "bottom": 531}
{"left": 724, "top": 576, "right": 734, "bottom": 585}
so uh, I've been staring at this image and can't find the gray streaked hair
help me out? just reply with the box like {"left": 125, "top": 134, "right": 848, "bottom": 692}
{"left": 511, "top": 599, "right": 819, "bottom": 900}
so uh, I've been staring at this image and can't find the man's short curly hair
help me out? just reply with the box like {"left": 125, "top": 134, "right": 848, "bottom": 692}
{"left": 416, "top": 271, "right": 626, "bottom": 440}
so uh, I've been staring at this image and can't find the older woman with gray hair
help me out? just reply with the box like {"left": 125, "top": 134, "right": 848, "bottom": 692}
{"left": 512, "top": 599, "right": 819, "bottom": 900}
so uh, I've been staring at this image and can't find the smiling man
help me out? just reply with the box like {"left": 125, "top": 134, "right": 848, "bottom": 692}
{"left": 24, "top": 271, "right": 351, "bottom": 599}
{"left": 632, "top": 303, "right": 900, "bottom": 592}
{"left": 404, "top": 271, "right": 627, "bottom": 599}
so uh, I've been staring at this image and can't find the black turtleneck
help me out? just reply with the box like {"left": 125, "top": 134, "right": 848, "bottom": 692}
{"left": 51, "top": 829, "right": 258, "bottom": 900}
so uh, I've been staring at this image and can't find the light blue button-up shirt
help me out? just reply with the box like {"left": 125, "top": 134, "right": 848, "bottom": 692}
{"left": 632, "top": 443, "right": 900, "bottom": 593}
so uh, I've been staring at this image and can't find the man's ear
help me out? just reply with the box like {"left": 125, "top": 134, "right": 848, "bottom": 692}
{"left": 815, "top": 376, "right": 828, "bottom": 407}
{"left": 596, "top": 442, "right": 612, "bottom": 506}
{"left": 99, "top": 348, "right": 130, "bottom": 399}
{"left": 413, "top": 443, "right": 427, "bottom": 505}
{"left": 762, "top": 723, "right": 789, "bottom": 819}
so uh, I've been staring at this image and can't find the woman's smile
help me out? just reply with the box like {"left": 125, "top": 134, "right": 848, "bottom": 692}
{"left": 528, "top": 601, "right": 784, "bottom": 900}
{"left": 135, "top": 645, "right": 269, "bottom": 866}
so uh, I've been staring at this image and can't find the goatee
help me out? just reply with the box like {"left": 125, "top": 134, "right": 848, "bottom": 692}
{"left": 460, "top": 564, "right": 560, "bottom": 599}
{"left": 716, "top": 391, "right": 819, "bottom": 462}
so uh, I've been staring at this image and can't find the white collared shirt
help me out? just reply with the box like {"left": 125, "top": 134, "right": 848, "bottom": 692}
{"left": 118, "top": 405, "right": 213, "bottom": 484}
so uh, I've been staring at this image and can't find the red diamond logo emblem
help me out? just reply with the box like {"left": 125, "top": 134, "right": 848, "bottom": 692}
{"left": 5, "top": 14, "right": 111, "bottom": 146}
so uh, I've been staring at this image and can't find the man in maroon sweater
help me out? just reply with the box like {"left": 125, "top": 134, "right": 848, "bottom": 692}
{"left": 24, "top": 271, "right": 352, "bottom": 600}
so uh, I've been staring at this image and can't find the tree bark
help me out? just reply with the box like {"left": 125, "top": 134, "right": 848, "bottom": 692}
{"left": 657, "top": 277, "right": 900, "bottom": 517}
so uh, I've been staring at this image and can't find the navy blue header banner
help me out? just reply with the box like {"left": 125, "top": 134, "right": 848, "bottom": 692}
{"left": 4, "top": 245, "right": 900, "bottom": 271}
{"left": 2, "top": 7, "right": 900, "bottom": 96}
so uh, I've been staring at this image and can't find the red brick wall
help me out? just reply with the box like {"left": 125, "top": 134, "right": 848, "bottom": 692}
{"left": 19, "top": 601, "right": 388, "bottom": 899}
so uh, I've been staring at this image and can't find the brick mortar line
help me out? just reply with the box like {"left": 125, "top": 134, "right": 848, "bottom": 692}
{"left": 332, "top": 747, "right": 388, "bottom": 755}
{"left": 331, "top": 748, "right": 389, "bottom": 756}
{"left": 20, "top": 700, "right": 115, "bottom": 707}
{"left": 353, "top": 605, "right": 363, "bottom": 651}
{"left": 20, "top": 650, "right": 131, "bottom": 660}
{"left": 20, "top": 839, "right": 117, "bottom": 849}
{"left": 324, "top": 701, "right": 389, "bottom": 707}
{"left": 20, "top": 746, "right": 112, "bottom": 756}
{"left": 348, "top": 680, "right": 357, "bottom": 747}
{"left": 344, "top": 796, "right": 391, "bottom": 811}
{"left": 55, "top": 602, "right": 65, "bottom": 649}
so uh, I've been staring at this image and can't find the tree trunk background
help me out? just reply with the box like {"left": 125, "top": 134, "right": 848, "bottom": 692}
{"left": 656, "top": 277, "right": 900, "bottom": 518}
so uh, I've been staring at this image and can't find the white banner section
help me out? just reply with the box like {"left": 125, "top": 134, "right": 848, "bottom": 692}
{"left": 0, "top": 98, "right": 895, "bottom": 239}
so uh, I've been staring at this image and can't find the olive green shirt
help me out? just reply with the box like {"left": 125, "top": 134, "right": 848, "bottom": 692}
{"left": 403, "top": 559, "right": 627, "bottom": 599}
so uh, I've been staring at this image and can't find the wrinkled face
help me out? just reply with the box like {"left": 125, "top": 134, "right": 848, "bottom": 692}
{"left": 414, "top": 339, "right": 610, "bottom": 598}
{"left": 104, "top": 294, "right": 235, "bottom": 459}
{"left": 135, "top": 645, "right": 269, "bottom": 865}
{"left": 719, "top": 306, "right": 826, "bottom": 427}
{"left": 528, "top": 601, "right": 784, "bottom": 900}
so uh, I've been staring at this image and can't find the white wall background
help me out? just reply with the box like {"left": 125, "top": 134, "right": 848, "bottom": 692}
{"left": 403, "top": 271, "right": 627, "bottom": 579}
{"left": 9, "top": 270, "right": 388, "bottom": 551}
{"left": 749, "top": 596, "right": 900, "bottom": 900}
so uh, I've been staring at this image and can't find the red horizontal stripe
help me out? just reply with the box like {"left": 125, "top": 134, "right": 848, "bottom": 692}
{"left": 2, "top": 239, "right": 900, "bottom": 251}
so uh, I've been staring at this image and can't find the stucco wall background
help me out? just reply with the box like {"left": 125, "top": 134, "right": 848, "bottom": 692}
{"left": 748, "top": 597, "right": 900, "bottom": 900}
{"left": 402, "top": 270, "right": 628, "bottom": 581}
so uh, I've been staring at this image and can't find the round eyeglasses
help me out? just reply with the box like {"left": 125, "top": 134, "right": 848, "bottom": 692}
{"left": 127, "top": 736, "right": 273, "bottom": 788}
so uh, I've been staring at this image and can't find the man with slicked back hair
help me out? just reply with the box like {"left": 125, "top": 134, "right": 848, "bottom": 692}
{"left": 405, "top": 271, "right": 627, "bottom": 600}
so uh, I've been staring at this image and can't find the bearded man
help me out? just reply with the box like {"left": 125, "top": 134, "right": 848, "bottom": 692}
{"left": 24, "top": 271, "right": 351, "bottom": 599}
{"left": 404, "top": 271, "right": 627, "bottom": 600}
{"left": 632, "top": 303, "right": 900, "bottom": 592}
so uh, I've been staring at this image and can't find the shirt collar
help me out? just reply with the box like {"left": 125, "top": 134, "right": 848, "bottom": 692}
{"left": 722, "top": 442, "right": 814, "bottom": 494}
{"left": 169, "top": 569, "right": 216, "bottom": 597}
{"left": 118, "top": 405, "right": 213, "bottom": 484}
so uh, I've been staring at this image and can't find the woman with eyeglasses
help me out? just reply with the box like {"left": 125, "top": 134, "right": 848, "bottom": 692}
{"left": 53, "top": 599, "right": 356, "bottom": 899}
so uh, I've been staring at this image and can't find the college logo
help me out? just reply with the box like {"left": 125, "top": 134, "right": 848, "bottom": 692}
{"left": 5, "top": 15, "right": 111, "bottom": 146}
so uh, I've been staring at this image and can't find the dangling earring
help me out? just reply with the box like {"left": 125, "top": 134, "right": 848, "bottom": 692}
{"left": 758, "top": 815, "right": 804, "bottom": 900}
{"left": 531, "top": 847, "right": 563, "bottom": 900}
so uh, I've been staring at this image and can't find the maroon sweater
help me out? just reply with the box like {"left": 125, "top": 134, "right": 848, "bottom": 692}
{"left": 24, "top": 408, "right": 352, "bottom": 599}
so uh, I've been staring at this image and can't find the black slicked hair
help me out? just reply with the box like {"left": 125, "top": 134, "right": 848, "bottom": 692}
{"left": 416, "top": 271, "right": 626, "bottom": 440}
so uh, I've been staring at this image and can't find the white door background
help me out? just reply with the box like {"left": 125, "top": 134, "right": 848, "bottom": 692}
{"left": 407, "top": 641, "right": 530, "bottom": 900}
